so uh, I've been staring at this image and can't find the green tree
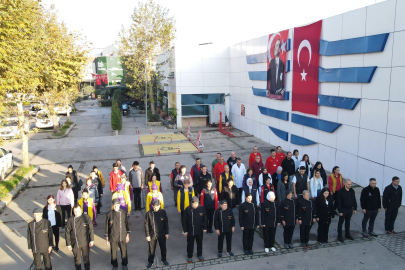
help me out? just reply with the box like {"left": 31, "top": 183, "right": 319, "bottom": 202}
{"left": 82, "top": 85, "right": 95, "bottom": 95}
{"left": 118, "top": 0, "right": 176, "bottom": 114}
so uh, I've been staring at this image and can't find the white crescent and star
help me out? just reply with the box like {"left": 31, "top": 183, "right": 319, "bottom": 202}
{"left": 297, "top": 39, "right": 312, "bottom": 81}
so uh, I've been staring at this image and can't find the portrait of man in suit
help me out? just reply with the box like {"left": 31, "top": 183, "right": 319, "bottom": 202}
{"left": 267, "top": 39, "right": 285, "bottom": 99}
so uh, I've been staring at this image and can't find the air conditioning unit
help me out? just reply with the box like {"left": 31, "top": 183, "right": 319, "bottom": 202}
{"left": 209, "top": 104, "right": 225, "bottom": 125}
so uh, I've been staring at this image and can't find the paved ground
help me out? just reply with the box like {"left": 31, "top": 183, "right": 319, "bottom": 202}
{"left": 0, "top": 100, "right": 404, "bottom": 270}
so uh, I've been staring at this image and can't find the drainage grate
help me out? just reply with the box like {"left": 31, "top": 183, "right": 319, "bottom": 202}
{"left": 77, "top": 161, "right": 86, "bottom": 173}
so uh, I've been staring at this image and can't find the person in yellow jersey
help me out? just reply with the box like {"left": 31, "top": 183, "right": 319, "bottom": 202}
{"left": 219, "top": 165, "right": 233, "bottom": 195}
{"left": 78, "top": 189, "right": 97, "bottom": 227}
{"left": 177, "top": 180, "right": 195, "bottom": 230}
{"left": 120, "top": 175, "right": 134, "bottom": 203}
{"left": 146, "top": 184, "right": 164, "bottom": 212}
{"left": 112, "top": 184, "right": 131, "bottom": 216}
{"left": 147, "top": 174, "right": 163, "bottom": 194}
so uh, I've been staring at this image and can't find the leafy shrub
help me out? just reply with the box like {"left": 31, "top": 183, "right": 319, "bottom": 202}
{"left": 111, "top": 100, "right": 122, "bottom": 130}
{"left": 82, "top": 96, "right": 89, "bottom": 100}
{"left": 75, "top": 96, "right": 83, "bottom": 103}
{"left": 113, "top": 89, "right": 123, "bottom": 107}
{"left": 82, "top": 85, "right": 95, "bottom": 95}
{"left": 147, "top": 110, "right": 160, "bottom": 122}
{"left": 100, "top": 100, "right": 112, "bottom": 107}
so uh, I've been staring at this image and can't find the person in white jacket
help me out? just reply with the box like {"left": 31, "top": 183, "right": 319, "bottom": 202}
{"left": 258, "top": 167, "right": 272, "bottom": 188}
{"left": 299, "top": 154, "right": 312, "bottom": 178}
{"left": 56, "top": 179, "right": 74, "bottom": 228}
{"left": 292, "top": 150, "right": 301, "bottom": 172}
{"left": 231, "top": 158, "right": 246, "bottom": 199}
{"left": 242, "top": 178, "right": 260, "bottom": 206}
{"left": 309, "top": 170, "right": 323, "bottom": 199}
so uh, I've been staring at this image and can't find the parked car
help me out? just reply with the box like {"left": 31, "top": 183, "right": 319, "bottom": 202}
{"left": 0, "top": 118, "right": 30, "bottom": 139}
{"left": 54, "top": 103, "right": 73, "bottom": 115}
{"left": 29, "top": 101, "right": 44, "bottom": 116}
{"left": 0, "top": 147, "right": 13, "bottom": 180}
{"left": 35, "top": 110, "right": 60, "bottom": 129}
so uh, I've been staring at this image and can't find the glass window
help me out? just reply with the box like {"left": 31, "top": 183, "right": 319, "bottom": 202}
{"left": 182, "top": 105, "right": 209, "bottom": 116}
{"left": 181, "top": 94, "right": 224, "bottom": 105}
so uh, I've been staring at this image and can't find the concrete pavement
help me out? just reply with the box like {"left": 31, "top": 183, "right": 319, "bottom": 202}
{"left": 0, "top": 100, "right": 404, "bottom": 270}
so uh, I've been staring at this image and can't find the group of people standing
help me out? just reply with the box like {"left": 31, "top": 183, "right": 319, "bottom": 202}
{"left": 27, "top": 149, "right": 403, "bottom": 270}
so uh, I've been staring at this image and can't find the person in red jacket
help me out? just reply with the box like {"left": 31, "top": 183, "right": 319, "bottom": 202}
{"left": 276, "top": 146, "right": 285, "bottom": 162}
{"left": 249, "top": 146, "right": 262, "bottom": 166}
{"left": 260, "top": 177, "right": 274, "bottom": 203}
{"left": 109, "top": 163, "right": 123, "bottom": 193}
{"left": 265, "top": 149, "right": 280, "bottom": 175}
{"left": 250, "top": 155, "right": 264, "bottom": 182}
{"left": 214, "top": 157, "right": 227, "bottom": 189}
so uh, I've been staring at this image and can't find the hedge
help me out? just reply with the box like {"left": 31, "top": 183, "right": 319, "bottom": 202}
{"left": 112, "top": 89, "right": 123, "bottom": 108}
{"left": 100, "top": 100, "right": 112, "bottom": 107}
{"left": 111, "top": 100, "right": 122, "bottom": 130}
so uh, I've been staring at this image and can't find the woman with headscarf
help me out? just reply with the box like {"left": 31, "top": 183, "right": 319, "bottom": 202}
{"left": 242, "top": 178, "right": 260, "bottom": 207}
{"left": 315, "top": 188, "right": 334, "bottom": 244}
{"left": 277, "top": 172, "right": 293, "bottom": 203}
{"left": 42, "top": 195, "right": 62, "bottom": 252}
{"left": 261, "top": 192, "right": 280, "bottom": 253}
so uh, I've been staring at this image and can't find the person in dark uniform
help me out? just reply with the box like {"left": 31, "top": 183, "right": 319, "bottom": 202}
{"left": 197, "top": 166, "right": 213, "bottom": 196}
{"left": 292, "top": 166, "right": 309, "bottom": 199}
{"left": 105, "top": 199, "right": 130, "bottom": 270}
{"left": 261, "top": 192, "right": 280, "bottom": 253}
{"left": 27, "top": 208, "right": 53, "bottom": 270}
{"left": 170, "top": 162, "right": 181, "bottom": 206}
{"left": 239, "top": 193, "right": 260, "bottom": 255}
{"left": 315, "top": 188, "right": 334, "bottom": 244}
{"left": 383, "top": 176, "right": 402, "bottom": 235}
{"left": 65, "top": 204, "right": 94, "bottom": 270}
{"left": 67, "top": 165, "right": 82, "bottom": 203}
{"left": 182, "top": 196, "right": 207, "bottom": 263}
{"left": 336, "top": 179, "right": 357, "bottom": 242}
{"left": 280, "top": 190, "right": 296, "bottom": 249}
{"left": 297, "top": 190, "right": 316, "bottom": 248}
{"left": 144, "top": 199, "right": 169, "bottom": 268}
{"left": 221, "top": 179, "right": 240, "bottom": 215}
{"left": 360, "top": 178, "right": 381, "bottom": 237}
{"left": 214, "top": 199, "right": 235, "bottom": 258}
{"left": 200, "top": 179, "right": 218, "bottom": 234}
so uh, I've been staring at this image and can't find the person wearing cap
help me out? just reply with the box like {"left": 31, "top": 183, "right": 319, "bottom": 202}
{"left": 27, "top": 208, "right": 53, "bottom": 270}
{"left": 200, "top": 179, "right": 218, "bottom": 234}
{"left": 297, "top": 190, "right": 316, "bottom": 248}
{"left": 65, "top": 204, "right": 94, "bottom": 270}
{"left": 105, "top": 199, "right": 130, "bottom": 270}
{"left": 239, "top": 193, "right": 260, "bottom": 255}
{"left": 261, "top": 192, "right": 280, "bottom": 253}
{"left": 111, "top": 183, "right": 131, "bottom": 216}
{"left": 78, "top": 189, "right": 97, "bottom": 227}
{"left": 144, "top": 199, "right": 169, "bottom": 268}
{"left": 110, "top": 163, "right": 123, "bottom": 194}
{"left": 214, "top": 200, "right": 235, "bottom": 258}
{"left": 242, "top": 178, "right": 260, "bottom": 207}
{"left": 292, "top": 166, "right": 310, "bottom": 199}
{"left": 280, "top": 190, "right": 297, "bottom": 249}
{"left": 221, "top": 179, "right": 240, "bottom": 215}
{"left": 177, "top": 180, "right": 195, "bottom": 221}
{"left": 182, "top": 196, "right": 207, "bottom": 263}
{"left": 146, "top": 184, "right": 164, "bottom": 212}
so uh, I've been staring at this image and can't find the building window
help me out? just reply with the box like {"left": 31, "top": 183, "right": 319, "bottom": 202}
{"left": 181, "top": 94, "right": 224, "bottom": 105}
{"left": 182, "top": 105, "right": 209, "bottom": 116}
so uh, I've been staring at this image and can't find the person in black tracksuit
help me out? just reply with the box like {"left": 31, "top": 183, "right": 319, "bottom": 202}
{"left": 214, "top": 199, "right": 235, "bottom": 258}
{"left": 315, "top": 188, "right": 334, "bottom": 244}
{"left": 200, "top": 179, "right": 218, "bottom": 234}
{"left": 383, "top": 176, "right": 402, "bottom": 234}
{"left": 297, "top": 190, "right": 316, "bottom": 247}
{"left": 280, "top": 190, "right": 296, "bottom": 249}
{"left": 27, "top": 208, "right": 53, "bottom": 270}
{"left": 65, "top": 205, "right": 94, "bottom": 270}
{"left": 197, "top": 166, "right": 213, "bottom": 196}
{"left": 182, "top": 196, "right": 207, "bottom": 263}
{"left": 145, "top": 199, "right": 169, "bottom": 268}
{"left": 261, "top": 191, "right": 280, "bottom": 252}
{"left": 221, "top": 179, "right": 241, "bottom": 215}
{"left": 105, "top": 199, "right": 131, "bottom": 270}
{"left": 336, "top": 179, "right": 357, "bottom": 242}
{"left": 67, "top": 165, "right": 82, "bottom": 203}
{"left": 239, "top": 193, "right": 260, "bottom": 255}
{"left": 360, "top": 178, "right": 381, "bottom": 237}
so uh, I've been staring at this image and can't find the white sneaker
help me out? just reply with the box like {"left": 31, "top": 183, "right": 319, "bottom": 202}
{"left": 271, "top": 247, "right": 276, "bottom": 252}
{"left": 265, "top": 248, "right": 269, "bottom": 253}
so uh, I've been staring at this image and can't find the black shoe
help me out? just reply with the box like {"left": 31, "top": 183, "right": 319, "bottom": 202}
{"left": 305, "top": 243, "right": 309, "bottom": 247}
{"left": 249, "top": 250, "right": 253, "bottom": 255}
{"left": 345, "top": 234, "right": 354, "bottom": 240}
{"left": 301, "top": 243, "right": 306, "bottom": 248}
{"left": 284, "top": 244, "right": 289, "bottom": 249}
{"left": 123, "top": 266, "right": 128, "bottom": 270}
{"left": 161, "top": 261, "right": 169, "bottom": 266}
{"left": 289, "top": 244, "right": 294, "bottom": 249}
{"left": 338, "top": 237, "right": 344, "bottom": 243}
{"left": 53, "top": 246, "right": 59, "bottom": 252}
{"left": 218, "top": 253, "right": 222, "bottom": 258}
{"left": 369, "top": 231, "right": 378, "bottom": 237}
{"left": 244, "top": 250, "right": 249, "bottom": 255}
{"left": 227, "top": 252, "right": 234, "bottom": 257}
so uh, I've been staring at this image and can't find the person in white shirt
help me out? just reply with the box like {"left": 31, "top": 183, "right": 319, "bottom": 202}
{"left": 309, "top": 170, "right": 323, "bottom": 199}
{"left": 258, "top": 167, "right": 272, "bottom": 188}
{"left": 231, "top": 158, "right": 246, "bottom": 199}
{"left": 242, "top": 178, "right": 260, "bottom": 206}
{"left": 292, "top": 150, "right": 300, "bottom": 172}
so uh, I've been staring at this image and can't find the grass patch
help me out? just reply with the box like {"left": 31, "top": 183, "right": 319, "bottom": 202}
{"left": 52, "top": 121, "right": 74, "bottom": 136}
{"left": 0, "top": 165, "right": 35, "bottom": 200}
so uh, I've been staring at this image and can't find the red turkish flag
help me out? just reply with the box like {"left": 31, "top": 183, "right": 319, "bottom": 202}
{"left": 102, "top": 74, "right": 108, "bottom": 84}
{"left": 96, "top": 75, "right": 101, "bottom": 85}
{"left": 292, "top": 20, "right": 322, "bottom": 116}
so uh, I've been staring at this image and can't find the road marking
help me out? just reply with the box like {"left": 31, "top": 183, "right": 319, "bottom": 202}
{"left": 139, "top": 133, "right": 187, "bottom": 143}
{"left": 142, "top": 142, "right": 197, "bottom": 155}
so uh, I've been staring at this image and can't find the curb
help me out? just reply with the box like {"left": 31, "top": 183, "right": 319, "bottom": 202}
{"left": 48, "top": 122, "right": 76, "bottom": 139}
{"left": 0, "top": 165, "right": 40, "bottom": 213}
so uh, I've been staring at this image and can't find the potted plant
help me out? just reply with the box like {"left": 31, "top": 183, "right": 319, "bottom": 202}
{"left": 168, "top": 107, "right": 177, "bottom": 128}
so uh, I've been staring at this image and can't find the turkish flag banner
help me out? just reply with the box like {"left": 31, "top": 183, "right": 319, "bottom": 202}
{"left": 96, "top": 75, "right": 101, "bottom": 85}
{"left": 267, "top": 29, "right": 289, "bottom": 100}
{"left": 292, "top": 20, "right": 322, "bottom": 116}
{"left": 102, "top": 74, "right": 108, "bottom": 84}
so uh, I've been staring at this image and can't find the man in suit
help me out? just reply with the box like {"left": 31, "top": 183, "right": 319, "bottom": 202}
{"left": 267, "top": 39, "right": 285, "bottom": 97}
